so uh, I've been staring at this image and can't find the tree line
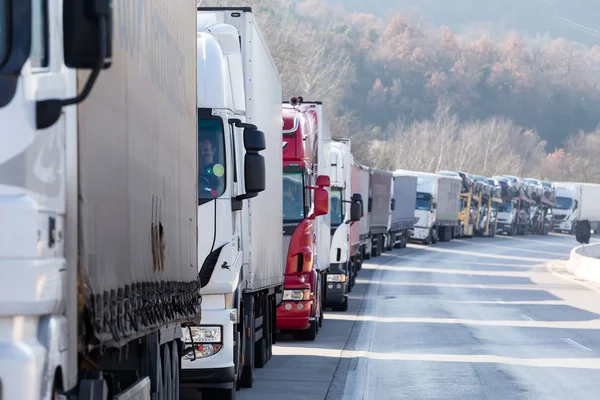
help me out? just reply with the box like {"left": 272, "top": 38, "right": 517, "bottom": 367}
{"left": 203, "top": 0, "right": 600, "bottom": 183}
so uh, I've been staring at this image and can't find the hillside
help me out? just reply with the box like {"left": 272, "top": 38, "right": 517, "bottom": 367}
{"left": 325, "top": 0, "right": 600, "bottom": 47}
{"left": 201, "top": 0, "right": 600, "bottom": 183}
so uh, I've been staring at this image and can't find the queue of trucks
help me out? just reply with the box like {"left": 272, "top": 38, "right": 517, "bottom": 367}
{"left": 2, "top": 3, "right": 600, "bottom": 400}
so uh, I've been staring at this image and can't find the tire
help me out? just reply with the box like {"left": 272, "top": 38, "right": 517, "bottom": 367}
{"left": 431, "top": 229, "right": 438, "bottom": 244}
{"left": 332, "top": 297, "right": 349, "bottom": 312}
{"left": 170, "top": 341, "right": 180, "bottom": 400}
{"left": 160, "top": 344, "right": 171, "bottom": 400}
{"left": 292, "top": 320, "right": 317, "bottom": 341}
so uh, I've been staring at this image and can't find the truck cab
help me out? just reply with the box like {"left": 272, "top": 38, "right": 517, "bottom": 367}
{"left": 277, "top": 98, "right": 330, "bottom": 340}
{"left": 326, "top": 140, "right": 361, "bottom": 312}
{"left": 553, "top": 185, "right": 579, "bottom": 233}
{"left": 413, "top": 181, "right": 438, "bottom": 243}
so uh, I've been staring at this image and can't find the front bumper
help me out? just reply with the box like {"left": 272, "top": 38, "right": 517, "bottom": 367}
{"left": 411, "top": 227, "right": 429, "bottom": 240}
{"left": 325, "top": 281, "right": 347, "bottom": 305}
{"left": 181, "top": 307, "right": 235, "bottom": 388}
{"left": 276, "top": 300, "right": 313, "bottom": 330}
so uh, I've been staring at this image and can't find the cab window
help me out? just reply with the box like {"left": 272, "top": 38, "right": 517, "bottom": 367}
{"left": 198, "top": 116, "right": 226, "bottom": 203}
{"left": 283, "top": 172, "right": 305, "bottom": 222}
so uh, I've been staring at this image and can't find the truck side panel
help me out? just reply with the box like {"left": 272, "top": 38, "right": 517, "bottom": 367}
{"left": 350, "top": 159, "right": 361, "bottom": 252}
{"left": 77, "top": 0, "right": 199, "bottom": 341}
{"left": 242, "top": 13, "right": 284, "bottom": 291}
{"left": 436, "top": 177, "right": 462, "bottom": 225}
{"left": 391, "top": 175, "right": 418, "bottom": 230}
{"left": 358, "top": 165, "right": 371, "bottom": 237}
{"left": 579, "top": 184, "right": 600, "bottom": 221}
{"left": 369, "top": 168, "right": 393, "bottom": 234}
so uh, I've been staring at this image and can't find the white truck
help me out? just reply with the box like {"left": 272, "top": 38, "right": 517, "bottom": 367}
{"left": 553, "top": 182, "right": 600, "bottom": 234}
{"left": 1, "top": 1, "right": 199, "bottom": 399}
{"left": 395, "top": 170, "right": 461, "bottom": 244}
{"left": 326, "top": 139, "right": 362, "bottom": 310}
{"left": 180, "top": 8, "right": 283, "bottom": 400}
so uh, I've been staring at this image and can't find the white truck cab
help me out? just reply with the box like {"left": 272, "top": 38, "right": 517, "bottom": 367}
{"left": 553, "top": 184, "right": 579, "bottom": 233}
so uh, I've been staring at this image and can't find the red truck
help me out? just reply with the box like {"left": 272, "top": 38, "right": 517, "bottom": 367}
{"left": 277, "top": 97, "right": 331, "bottom": 341}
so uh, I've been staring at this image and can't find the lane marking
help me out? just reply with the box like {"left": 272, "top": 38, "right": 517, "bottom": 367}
{"left": 477, "top": 284, "right": 485, "bottom": 289}
{"left": 493, "top": 297, "right": 505, "bottom": 304}
{"left": 562, "top": 338, "right": 593, "bottom": 352}
{"left": 520, "top": 314, "right": 535, "bottom": 321}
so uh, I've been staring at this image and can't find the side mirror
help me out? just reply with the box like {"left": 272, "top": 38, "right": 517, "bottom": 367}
{"left": 36, "top": 0, "right": 114, "bottom": 129}
{"left": 350, "top": 201, "right": 361, "bottom": 222}
{"left": 391, "top": 198, "right": 396, "bottom": 211}
{"left": 574, "top": 200, "right": 579, "bottom": 211}
{"left": 314, "top": 188, "right": 329, "bottom": 217}
{"left": 368, "top": 197, "right": 373, "bottom": 213}
{"left": 63, "top": 0, "right": 113, "bottom": 69}
{"left": 316, "top": 175, "right": 330, "bottom": 188}
{"left": 351, "top": 193, "right": 364, "bottom": 216}
{"left": 243, "top": 129, "right": 266, "bottom": 194}
{"left": 432, "top": 202, "right": 437, "bottom": 210}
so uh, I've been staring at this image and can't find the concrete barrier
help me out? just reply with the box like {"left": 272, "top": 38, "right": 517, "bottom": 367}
{"left": 567, "top": 242, "right": 600, "bottom": 284}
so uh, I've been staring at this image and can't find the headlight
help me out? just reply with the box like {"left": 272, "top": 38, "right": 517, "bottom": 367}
{"left": 327, "top": 274, "right": 346, "bottom": 283}
{"left": 282, "top": 289, "right": 310, "bottom": 301}
{"left": 183, "top": 326, "right": 222, "bottom": 344}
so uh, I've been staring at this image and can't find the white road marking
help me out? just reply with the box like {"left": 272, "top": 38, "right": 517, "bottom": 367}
{"left": 562, "top": 338, "right": 593, "bottom": 352}
{"left": 477, "top": 284, "right": 485, "bottom": 289}
{"left": 494, "top": 297, "right": 505, "bottom": 304}
{"left": 520, "top": 314, "right": 535, "bottom": 321}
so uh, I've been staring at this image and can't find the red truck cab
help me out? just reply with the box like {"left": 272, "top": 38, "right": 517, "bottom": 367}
{"left": 277, "top": 98, "right": 329, "bottom": 341}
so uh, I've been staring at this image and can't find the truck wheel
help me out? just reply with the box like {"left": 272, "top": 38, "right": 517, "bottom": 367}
{"left": 170, "top": 341, "right": 180, "bottom": 400}
{"left": 292, "top": 320, "right": 317, "bottom": 341}
{"left": 332, "top": 297, "right": 349, "bottom": 312}
{"left": 431, "top": 229, "right": 438, "bottom": 244}
{"left": 160, "top": 343, "right": 172, "bottom": 400}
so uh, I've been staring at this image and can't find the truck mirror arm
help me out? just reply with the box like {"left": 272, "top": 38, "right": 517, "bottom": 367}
{"left": 36, "top": 16, "right": 109, "bottom": 130}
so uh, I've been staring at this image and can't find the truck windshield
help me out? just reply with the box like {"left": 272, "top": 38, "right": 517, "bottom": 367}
{"left": 198, "top": 115, "right": 226, "bottom": 203}
{"left": 415, "top": 192, "right": 432, "bottom": 211}
{"left": 0, "top": 0, "right": 8, "bottom": 67}
{"left": 499, "top": 201, "right": 512, "bottom": 212}
{"left": 555, "top": 196, "right": 573, "bottom": 210}
{"left": 283, "top": 172, "right": 305, "bottom": 222}
{"left": 330, "top": 189, "right": 344, "bottom": 227}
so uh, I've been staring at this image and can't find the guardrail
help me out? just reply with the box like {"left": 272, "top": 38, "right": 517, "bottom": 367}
{"left": 567, "top": 242, "right": 600, "bottom": 284}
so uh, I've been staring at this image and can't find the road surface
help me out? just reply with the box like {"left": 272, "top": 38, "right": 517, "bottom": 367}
{"left": 238, "top": 234, "right": 600, "bottom": 400}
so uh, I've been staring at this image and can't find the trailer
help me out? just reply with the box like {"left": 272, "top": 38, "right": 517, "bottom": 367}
{"left": 0, "top": 1, "right": 200, "bottom": 398}
{"left": 388, "top": 174, "right": 418, "bottom": 249}
{"left": 369, "top": 168, "right": 394, "bottom": 256}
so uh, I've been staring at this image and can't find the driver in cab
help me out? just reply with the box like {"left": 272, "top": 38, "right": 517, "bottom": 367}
{"left": 199, "top": 137, "right": 223, "bottom": 196}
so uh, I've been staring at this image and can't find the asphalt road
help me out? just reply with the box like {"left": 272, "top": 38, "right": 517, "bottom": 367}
{"left": 237, "top": 234, "right": 600, "bottom": 400}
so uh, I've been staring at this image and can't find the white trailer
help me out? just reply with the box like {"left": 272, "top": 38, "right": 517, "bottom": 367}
{"left": 395, "top": 170, "right": 461, "bottom": 244}
{"left": 0, "top": 1, "right": 199, "bottom": 398}
{"left": 181, "top": 8, "right": 283, "bottom": 399}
